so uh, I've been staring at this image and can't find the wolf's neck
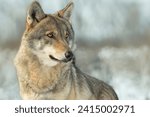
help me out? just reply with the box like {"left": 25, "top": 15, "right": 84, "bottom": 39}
{"left": 27, "top": 54, "right": 73, "bottom": 93}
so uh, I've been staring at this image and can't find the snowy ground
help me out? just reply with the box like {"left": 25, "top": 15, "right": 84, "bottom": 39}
{"left": 0, "top": 45, "right": 150, "bottom": 100}
{"left": 0, "top": 49, "right": 20, "bottom": 99}
{"left": 98, "top": 46, "right": 150, "bottom": 99}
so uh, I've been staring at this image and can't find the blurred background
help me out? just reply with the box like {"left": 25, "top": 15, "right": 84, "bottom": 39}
{"left": 0, "top": 0, "right": 150, "bottom": 99}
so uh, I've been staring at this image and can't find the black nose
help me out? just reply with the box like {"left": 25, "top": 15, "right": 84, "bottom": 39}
{"left": 65, "top": 51, "right": 73, "bottom": 61}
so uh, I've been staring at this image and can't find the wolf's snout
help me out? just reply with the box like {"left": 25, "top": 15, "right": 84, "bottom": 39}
{"left": 65, "top": 51, "right": 74, "bottom": 62}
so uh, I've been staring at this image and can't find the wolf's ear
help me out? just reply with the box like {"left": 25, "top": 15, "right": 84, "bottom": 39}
{"left": 26, "top": 1, "right": 46, "bottom": 29}
{"left": 57, "top": 2, "right": 74, "bottom": 21}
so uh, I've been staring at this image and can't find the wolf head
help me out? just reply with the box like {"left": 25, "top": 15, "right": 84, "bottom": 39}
{"left": 23, "top": 1, "right": 75, "bottom": 67}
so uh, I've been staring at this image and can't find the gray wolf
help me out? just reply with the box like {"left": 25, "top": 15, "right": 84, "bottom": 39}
{"left": 14, "top": 1, "right": 118, "bottom": 100}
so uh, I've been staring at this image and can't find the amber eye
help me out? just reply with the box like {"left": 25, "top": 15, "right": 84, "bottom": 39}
{"left": 47, "top": 32, "right": 54, "bottom": 38}
{"left": 65, "top": 32, "right": 69, "bottom": 39}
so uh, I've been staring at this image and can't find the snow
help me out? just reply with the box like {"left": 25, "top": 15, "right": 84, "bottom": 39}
{"left": 98, "top": 46, "right": 150, "bottom": 99}
{"left": 0, "top": 49, "right": 20, "bottom": 99}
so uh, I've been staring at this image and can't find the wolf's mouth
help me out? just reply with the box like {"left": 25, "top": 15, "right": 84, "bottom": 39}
{"left": 49, "top": 55, "right": 60, "bottom": 61}
{"left": 49, "top": 55, "right": 72, "bottom": 63}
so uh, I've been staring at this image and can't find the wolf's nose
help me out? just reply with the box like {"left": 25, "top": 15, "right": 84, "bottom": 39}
{"left": 65, "top": 51, "right": 73, "bottom": 61}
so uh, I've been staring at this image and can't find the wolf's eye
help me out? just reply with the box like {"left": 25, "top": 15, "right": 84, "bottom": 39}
{"left": 47, "top": 32, "right": 54, "bottom": 39}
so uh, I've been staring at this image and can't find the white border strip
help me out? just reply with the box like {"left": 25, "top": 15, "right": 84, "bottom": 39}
{"left": 0, "top": 100, "right": 149, "bottom": 117}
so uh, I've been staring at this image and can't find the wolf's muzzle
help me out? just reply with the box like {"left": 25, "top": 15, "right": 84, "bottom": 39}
{"left": 49, "top": 51, "right": 74, "bottom": 63}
